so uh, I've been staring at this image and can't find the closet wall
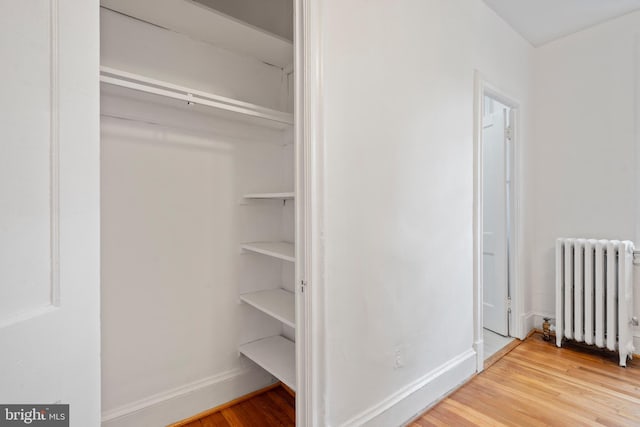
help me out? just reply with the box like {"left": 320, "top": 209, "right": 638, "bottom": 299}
{"left": 100, "top": 7, "right": 294, "bottom": 427}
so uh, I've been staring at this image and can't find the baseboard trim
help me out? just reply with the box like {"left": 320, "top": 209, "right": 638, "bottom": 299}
{"left": 339, "top": 349, "right": 476, "bottom": 427}
{"left": 102, "top": 368, "right": 246, "bottom": 422}
{"left": 101, "top": 366, "right": 274, "bottom": 427}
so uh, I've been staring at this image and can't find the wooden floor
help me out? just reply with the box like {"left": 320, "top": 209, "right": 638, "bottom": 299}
{"left": 413, "top": 334, "right": 640, "bottom": 426}
{"left": 174, "top": 384, "right": 295, "bottom": 427}
{"left": 173, "top": 335, "right": 640, "bottom": 427}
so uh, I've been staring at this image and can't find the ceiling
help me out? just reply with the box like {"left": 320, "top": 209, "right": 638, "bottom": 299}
{"left": 482, "top": 0, "right": 640, "bottom": 46}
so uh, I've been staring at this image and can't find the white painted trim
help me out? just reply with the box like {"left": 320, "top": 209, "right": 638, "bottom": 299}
{"left": 473, "top": 72, "right": 526, "bottom": 372}
{"left": 473, "top": 72, "right": 484, "bottom": 372}
{"left": 634, "top": 34, "right": 640, "bottom": 246}
{"left": 294, "top": 0, "right": 308, "bottom": 425}
{"left": 101, "top": 367, "right": 252, "bottom": 423}
{"left": 297, "top": 0, "right": 325, "bottom": 425}
{"left": 339, "top": 350, "right": 476, "bottom": 427}
{"left": 473, "top": 339, "right": 484, "bottom": 372}
{"left": 511, "top": 103, "right": 526, "bottom": 341}
{"left": 634, "top": 33, "right": 640, "bottom": 347}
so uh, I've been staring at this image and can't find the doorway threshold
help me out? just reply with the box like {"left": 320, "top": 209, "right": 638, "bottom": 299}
{"left": 483, "top": 328, "right": 518, "bottom": 369}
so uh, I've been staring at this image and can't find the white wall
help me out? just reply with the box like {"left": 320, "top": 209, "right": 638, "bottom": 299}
{"left": 100, "top": 8, "right": 293, "bottom": 426}
{"left": 530, "top": 11, "right": 640, "bottom": 341}
{"left": 316, "top": 0, "right": 533, "bottom": 425}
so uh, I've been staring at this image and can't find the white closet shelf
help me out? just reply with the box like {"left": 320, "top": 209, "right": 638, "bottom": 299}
{"left": 100, "top": 66, "right": 294, "bottom": 127}
{"left": 244, "top": 192, "right": 295, "bottom": 200}
{"left": 239, "top": 336, "right": 295, "bottom": 391}
{"left": 100, "top": 0, "right": 293, "bottom": 68}
{"left": 241, "top": 242, "right": 295, "bottom": 262}
{"left": 241, "top": 289, "right": 295, "bottom": 328}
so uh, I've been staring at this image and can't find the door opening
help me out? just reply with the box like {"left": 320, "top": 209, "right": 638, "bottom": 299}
{"left": 477, "top": 89, "right": 518, "bottom": 365}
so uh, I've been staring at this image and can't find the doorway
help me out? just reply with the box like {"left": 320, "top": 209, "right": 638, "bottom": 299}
{"left": 482, "top": 95, "right": 512, "bottom": 343}
{"left": 474, "top": 77, "right": 522, "bottom": 370}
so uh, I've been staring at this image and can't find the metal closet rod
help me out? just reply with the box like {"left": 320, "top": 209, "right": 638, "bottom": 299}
{"left": 99, "top": 66, "right": 294, "bottom": 126}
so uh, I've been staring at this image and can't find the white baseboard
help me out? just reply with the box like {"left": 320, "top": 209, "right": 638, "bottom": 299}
{"left": 522, "top": 311, "right": 537, "bottom": 335}
{"left": 338, "top": 349, "right": 476, "bottom": 427}
{"left": 101, "top": 366, "right": 275, "bottom": 427}
{"left": 523, "top": 311, "right": 553, "bottom": 336}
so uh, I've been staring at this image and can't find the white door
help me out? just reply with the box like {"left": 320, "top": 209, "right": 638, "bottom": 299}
{"left": 482, "top": 108, "right": 509, "bottom": 336}
{"left": 0, "top": 1, "right": 101, "bottom": 425}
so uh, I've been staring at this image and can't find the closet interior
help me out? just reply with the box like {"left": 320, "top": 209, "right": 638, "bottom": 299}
{"left": 99, "top": 1, "right": 302, "bottom": 425}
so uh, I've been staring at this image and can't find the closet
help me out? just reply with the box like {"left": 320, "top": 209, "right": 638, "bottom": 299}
{"left": 99, "top": 1, "right": 304, "bottom": 426}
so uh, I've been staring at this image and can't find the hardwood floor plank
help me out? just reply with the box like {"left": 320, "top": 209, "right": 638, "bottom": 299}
{"left": 511, "top": 357, "right": 640, "bottom": 405}
{"left": 425, "top": 404, "right": 480, "bottom": 427}
{"left": 440, "top": 398, "right": 510, "bottom": 426}
{"left": 273, "top": 385, "right": 296, "bottom": 408}
{"left": 248, "top": 393, "right": 295, "bottom": 426}
{"left": 489, "top": 360, "right": 640, "bottom": 422}
{"left": 168, "top": 383, "right": 281, "bottom": 427}
{"left": 219, "top": 408, "right": 245, "bottom": 427}
{"left": 409, "top": 417, "right": 444, "bottom": 427}
{"left": 170, "top": 384, "right": 294, "bottom": 427}
{"left": 265, "top": 387, "right": 296, "bottom": 422}
{"left": 199, "top": 412, "right": 230, "bottom": 427}
{"left": 449, "top": 385, "right": 541, "bottom": 427}
{"left": 221, "top": 400, "right": 272, "bottom": 426}
{"left": 416, "top": 334, "right": 640, "bottom": 427}
{"left": 478, "top": 375, "right": 603, "bottom": 425}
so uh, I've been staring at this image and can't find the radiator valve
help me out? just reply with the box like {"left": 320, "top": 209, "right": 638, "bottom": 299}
{"left": 543, "top": 318, "right": 551, "bottom": 341}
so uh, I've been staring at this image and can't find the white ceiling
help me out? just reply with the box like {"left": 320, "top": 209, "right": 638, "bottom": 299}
{"left": 482, "top": 0, "right": 640, "bottom": 46}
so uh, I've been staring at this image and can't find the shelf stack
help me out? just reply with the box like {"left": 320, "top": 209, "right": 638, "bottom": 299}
{"left": 239, "top": 188, "right": 296, "bottom": 389}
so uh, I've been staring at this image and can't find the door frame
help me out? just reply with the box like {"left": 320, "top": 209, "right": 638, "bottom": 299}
{"left": 473, "top": 72, "right": 524, "bottom": 372}
{"left": 295, "top": 0, "right": 325, "bottom": 425}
